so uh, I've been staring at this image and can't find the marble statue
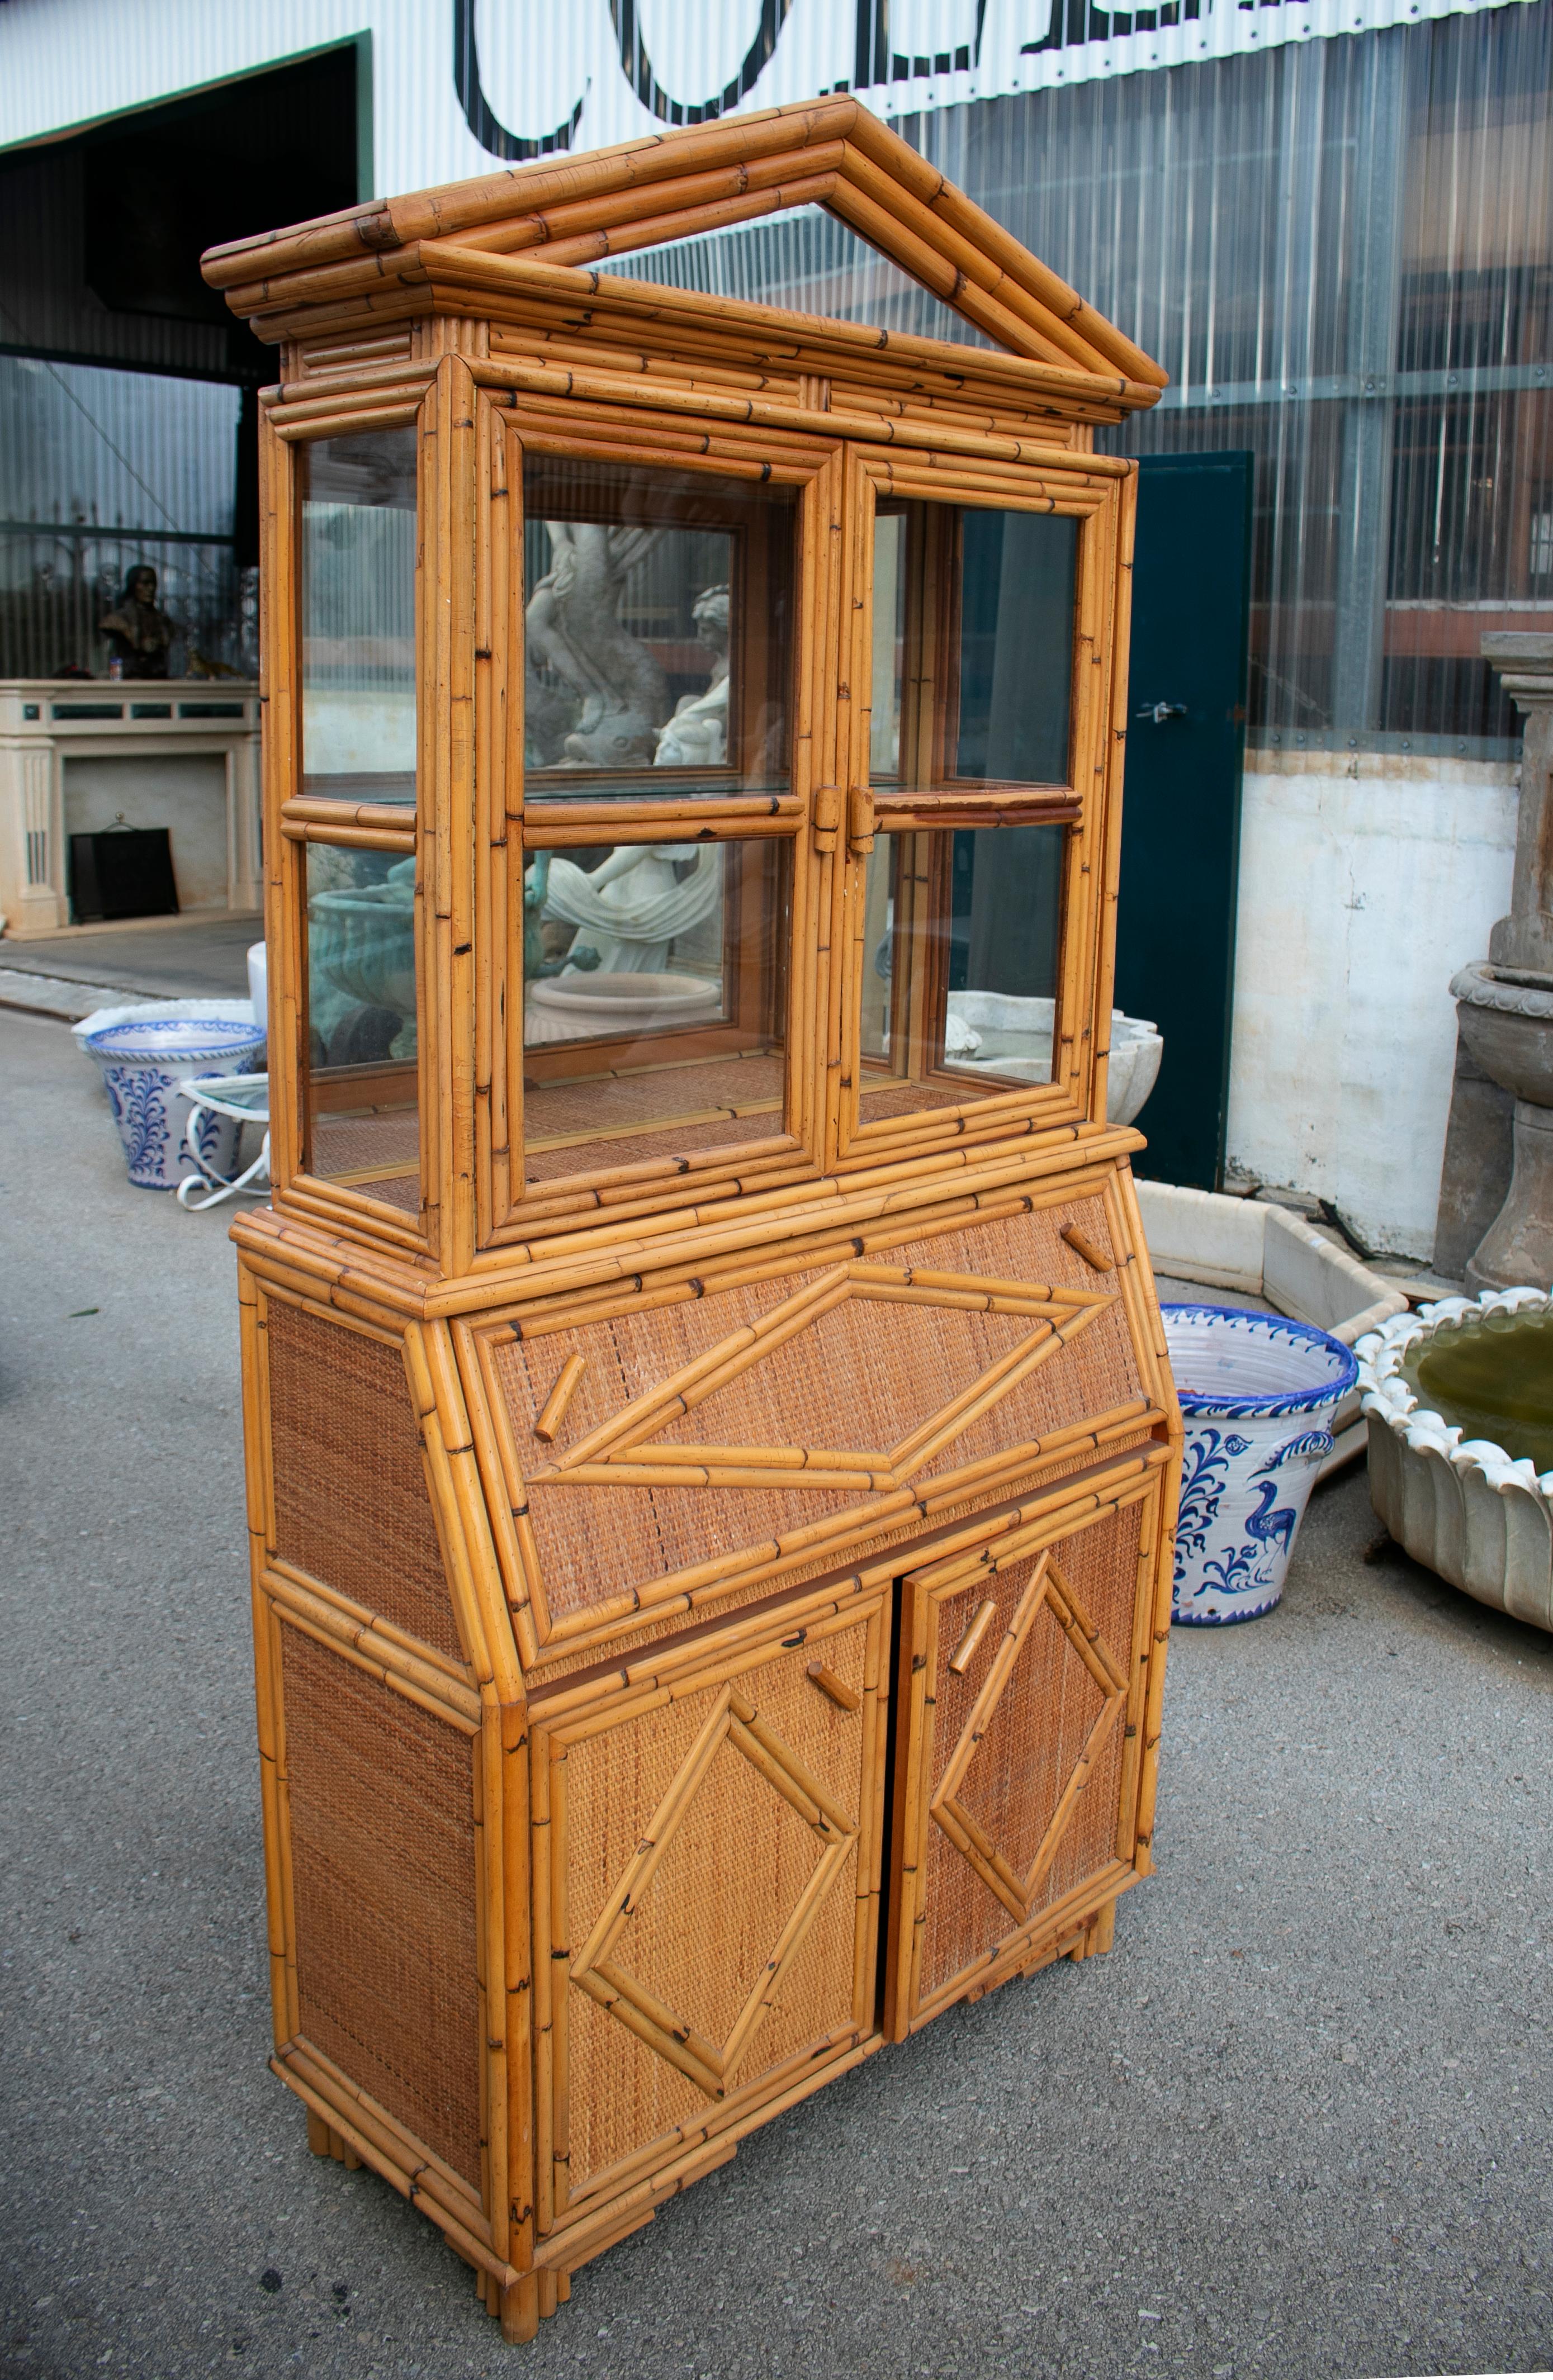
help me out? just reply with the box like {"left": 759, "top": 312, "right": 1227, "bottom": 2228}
{"left": 654, "top": 585, "right": 730, "bottom": 767}
{"left": 532, "top": 842, "right": 722, "bottom": 975}
{"left": 525, "top": 523, "right": 668, "bottom": 766}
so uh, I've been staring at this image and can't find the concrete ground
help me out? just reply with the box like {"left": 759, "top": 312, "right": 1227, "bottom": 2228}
{"left": 0, "top": 913, "right": 259, "bottom": 1008}
{"left": 3, "top": 1000, "right": 1550, "bottom": 2380}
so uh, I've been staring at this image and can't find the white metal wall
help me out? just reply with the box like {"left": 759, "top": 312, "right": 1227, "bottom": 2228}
{"left": 0, "top": 0, "right": 1534, "bottom": 207}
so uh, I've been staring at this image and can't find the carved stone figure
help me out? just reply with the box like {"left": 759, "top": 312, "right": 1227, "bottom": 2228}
{"left": 531, "top": 842, "right": 722, "bottom": 974}
{"left": 655, "top": 585, "right": 730, "bottom": 767}
{"left": 525, "top": 523, "right": 668, "bottom": 766}
{"left": 98, "top": 565, "right": 176, "bottom": 680}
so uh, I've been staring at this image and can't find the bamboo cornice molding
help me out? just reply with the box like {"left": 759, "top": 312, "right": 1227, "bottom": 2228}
{"left": 203, "top": 95, "right": 1166, "bottom": 399}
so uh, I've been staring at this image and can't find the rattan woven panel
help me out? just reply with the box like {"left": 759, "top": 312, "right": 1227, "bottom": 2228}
{"left": 546, "top": 1616, "right": 872, "bottom": 2213}
{"left": 522, "top": 1429, "right": 1155, "bottom": 1689}
{"left": 265, "top": 1301, "right": 463, "bottom": 1664}
{"left": 856, "top": 1082, "right": 979, "bottom": 1121}
{"left": 524, "top": 1053, "right": 784, "bottom": 1183}
{"left": 917, "top": 1499, "right": 1140, "bottom": 2004}
{"left": 495, "top": 1198, "right": 1141, "bottom": 1628}
{"left": 311, "top": 1111, "right": 420, "bottom": 1211}
{"left": 280, "top": 1625, "right": 484, "bottom": 2189}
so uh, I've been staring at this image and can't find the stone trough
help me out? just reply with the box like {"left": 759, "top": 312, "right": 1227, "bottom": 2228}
{"left": 1135, "top": 1182, "right": 1408, "bottom": 1476}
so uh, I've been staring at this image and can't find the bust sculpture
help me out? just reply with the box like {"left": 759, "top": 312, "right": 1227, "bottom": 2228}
{"left": 98, "top": 565, "right": 176, "bottom": 680}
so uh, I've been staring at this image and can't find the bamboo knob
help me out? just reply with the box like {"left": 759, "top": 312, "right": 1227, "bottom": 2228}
{"left": 947, "top": 1596, "right": 998, "bottom": 1676}
{"left": 847, "top": 785, "right": 875, "bottom": 855}
{"left": 812, "top": 784, "right": 841, "bottom": 853}
{"left": 1060, "top": 1221, "right": 1112, "bottom": 1273}
{"left": 805, "top": 1658, "right": 860, "bottom": 1712}
{"left": 534, "top": 1352, "right": 586, "bottom": 1442}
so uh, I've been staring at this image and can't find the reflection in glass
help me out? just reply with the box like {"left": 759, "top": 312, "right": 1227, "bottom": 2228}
{"left": 858, "top": 826, "right": 1066, "bottom": 1120}
{"left": 305, "top": 839, "right": 420, "bottom": 1212}
{"left": 522, "top": 837, "right": 788, "bottom": 1184}
{"left": 301, "top": 430, "right": 417, "bottom": 803}
{"left": 955, "top": 509, "right": 1077, "bottom": 784}
{"left": 870, "top": 511, "right": 906, "bottom": 778}
{"left": 522, "top": 459, "right": 792, "bottom": 793}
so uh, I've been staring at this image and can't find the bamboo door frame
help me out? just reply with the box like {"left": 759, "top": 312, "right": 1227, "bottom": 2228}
{"left": 883, "top": 1449, "right": 1174, "bottom": 2040}
{"left": 832, "top": 447, "right": 1137, "bottom": 1172}
{"left": 475, "top": 388, "right": 845, "bottom": 1255}
{"left": 523, "top": 1578, "right": 891, "bottom": 2272}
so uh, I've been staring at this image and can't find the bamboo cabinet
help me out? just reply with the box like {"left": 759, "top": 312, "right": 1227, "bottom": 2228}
{"left": 205, "top": 98, "right": 1181, "bottom": 2344}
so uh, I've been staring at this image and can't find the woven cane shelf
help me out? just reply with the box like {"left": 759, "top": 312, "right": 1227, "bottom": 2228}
{"left": 207, "top": 98, "right": 1180, "bottom": 2346}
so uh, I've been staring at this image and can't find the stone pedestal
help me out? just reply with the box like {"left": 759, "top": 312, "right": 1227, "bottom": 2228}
{"left": 1437, "top": 636, "right": 1553, "bottom": 1288}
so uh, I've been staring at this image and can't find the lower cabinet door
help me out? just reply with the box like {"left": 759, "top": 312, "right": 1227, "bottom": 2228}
{"left": 529, "top": 1585, "right": 889, "bottom": 2250}
{"left": 887, "top": 1463, "right": 1168, "bottom": 2036}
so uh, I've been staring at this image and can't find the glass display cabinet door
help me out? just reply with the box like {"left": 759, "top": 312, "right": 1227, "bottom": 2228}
{"left": 517, "top": 459, "right": 799, "bottom": 1195}
{"left": 856, "top": 499, "right": 1083, "bottom": 1133}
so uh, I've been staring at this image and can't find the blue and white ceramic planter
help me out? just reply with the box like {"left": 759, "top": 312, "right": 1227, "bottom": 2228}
{"left": 83, "top": 1014, "right": 267, "bottom": 1191}
{"left": 1163, "top": 1306, "right": 1358, "bottom": 1624}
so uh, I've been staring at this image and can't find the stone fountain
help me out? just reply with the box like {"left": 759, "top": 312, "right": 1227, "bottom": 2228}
{"left": 1443, "top": 634, "right": 1553, "bottom": 1290}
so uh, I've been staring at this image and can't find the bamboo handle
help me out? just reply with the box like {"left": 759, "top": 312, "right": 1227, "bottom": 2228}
{"left": 948, "top": 1597, "right": 998, "bottom": 1677}
{"left": 806, "top": 1659, "right": 861, "bottom": 1713}
{"left": 1061, "top": 1222, "right": 1112, "bottom": 1273}
{"left": 812, "top": 784, "right": 841, "bottom": 853}
{"left": 848, "top": 785, "right": 875, "bottom": 856}
{"left": 534, "top": 1353, "right": 586, "bottom": 1443}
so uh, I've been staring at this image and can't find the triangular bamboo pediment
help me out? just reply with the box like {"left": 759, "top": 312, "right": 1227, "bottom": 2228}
{"left": 202, "top": 97, "right": 1165, "bottom": 402}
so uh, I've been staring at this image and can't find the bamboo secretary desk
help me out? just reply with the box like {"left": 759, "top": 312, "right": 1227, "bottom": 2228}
{"left": 202, "top": 99, "right": 1181, "bottom": 2346}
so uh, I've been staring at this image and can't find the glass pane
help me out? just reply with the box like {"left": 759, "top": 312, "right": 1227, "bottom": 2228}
{"left": 955, "top": 509, "right": 1077, "bottom": 784}
{"left": 858, "top": 825, "right": 1066, "bottom": 1123}
{"left": 522, "top": 836, "right": 788, "bottom": 1184}
{"left": 522, "top": 458, "right": 793, "bottom": 797}
{"left": 301, "top": 430, "right": 417, "bottom": 804}
{"left": 305, "top": 840, "right": 420, "bottom": 1213}
{"left": 870, "top": 511, "right": 906, "bottom": 778}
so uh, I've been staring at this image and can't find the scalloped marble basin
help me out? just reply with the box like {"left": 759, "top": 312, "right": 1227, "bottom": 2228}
{"left": 1400, "top": 1305, "right": 1553, "bottom": 1475}
{"left": 1359, "top": 1288, "right": 1553, "bottom": 1633}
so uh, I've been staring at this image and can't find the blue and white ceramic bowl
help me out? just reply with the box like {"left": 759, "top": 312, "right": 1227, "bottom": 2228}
{"left": 84, "top": 1013, "right": 267, "bottom": 1191}
{"left": 1163, "top": 1306, "right": 1358, "bottom": 1625}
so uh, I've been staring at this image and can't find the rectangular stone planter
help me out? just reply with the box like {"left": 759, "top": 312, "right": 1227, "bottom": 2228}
{"left": 1135, "top": 1182, "right": 1408, "bottom": 1475}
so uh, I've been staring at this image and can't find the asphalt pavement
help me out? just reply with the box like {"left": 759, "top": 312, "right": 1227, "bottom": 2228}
{"left": 3, "top": 1001, "right": 1550, "bottom": 2380}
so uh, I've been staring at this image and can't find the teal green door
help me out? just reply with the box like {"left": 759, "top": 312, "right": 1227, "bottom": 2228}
{"left": 1112, "top": 452, "right": 1253, "bottom": 1190}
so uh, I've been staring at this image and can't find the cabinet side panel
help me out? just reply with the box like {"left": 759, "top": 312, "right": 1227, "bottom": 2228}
{"left": 281, "top": 1625, "right": 483, "bottom": 2190}
{"left": 266, "top": 1300, "right": 465, "bottom": 1663}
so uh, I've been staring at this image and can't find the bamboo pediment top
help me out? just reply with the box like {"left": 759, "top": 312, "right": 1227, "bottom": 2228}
{"left": 201, "top": 96, "right": 1165, "bottom": 401}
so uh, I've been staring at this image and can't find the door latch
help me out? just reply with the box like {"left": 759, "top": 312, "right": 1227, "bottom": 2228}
{"left": 1136, "top": 701, "right": 1188, "bottom": 724}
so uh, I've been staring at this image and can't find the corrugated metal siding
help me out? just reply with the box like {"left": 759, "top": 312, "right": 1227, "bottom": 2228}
{"left": 596, "top": 204, "right": 991, "bottom": 347}
{"left": 0, "top": 1, "right": 1531, "bottom": 190}
{"left": 0, "top": 355, "right": 243, "bottom": 676}
{"left": 617, "top": 6, "right": 1551, "bottom": 755}
{"left": 0, "top": 2, "right": 1543, "bottom": 736}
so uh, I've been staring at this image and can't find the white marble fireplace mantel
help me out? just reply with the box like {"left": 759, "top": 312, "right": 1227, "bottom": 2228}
{"left": 0, "top": 679, "right": 261, "bottom": 935}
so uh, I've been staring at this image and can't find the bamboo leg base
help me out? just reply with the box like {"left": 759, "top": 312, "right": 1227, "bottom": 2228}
{"left": 1068, "top": 1897, "right": 1118, "bottom": 1961}
{"left": 495, "top": 2269, "right": 571, "bottom": 2341}
{"left": 306, "top": 2109, "right": 362, "bottom": 2169}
